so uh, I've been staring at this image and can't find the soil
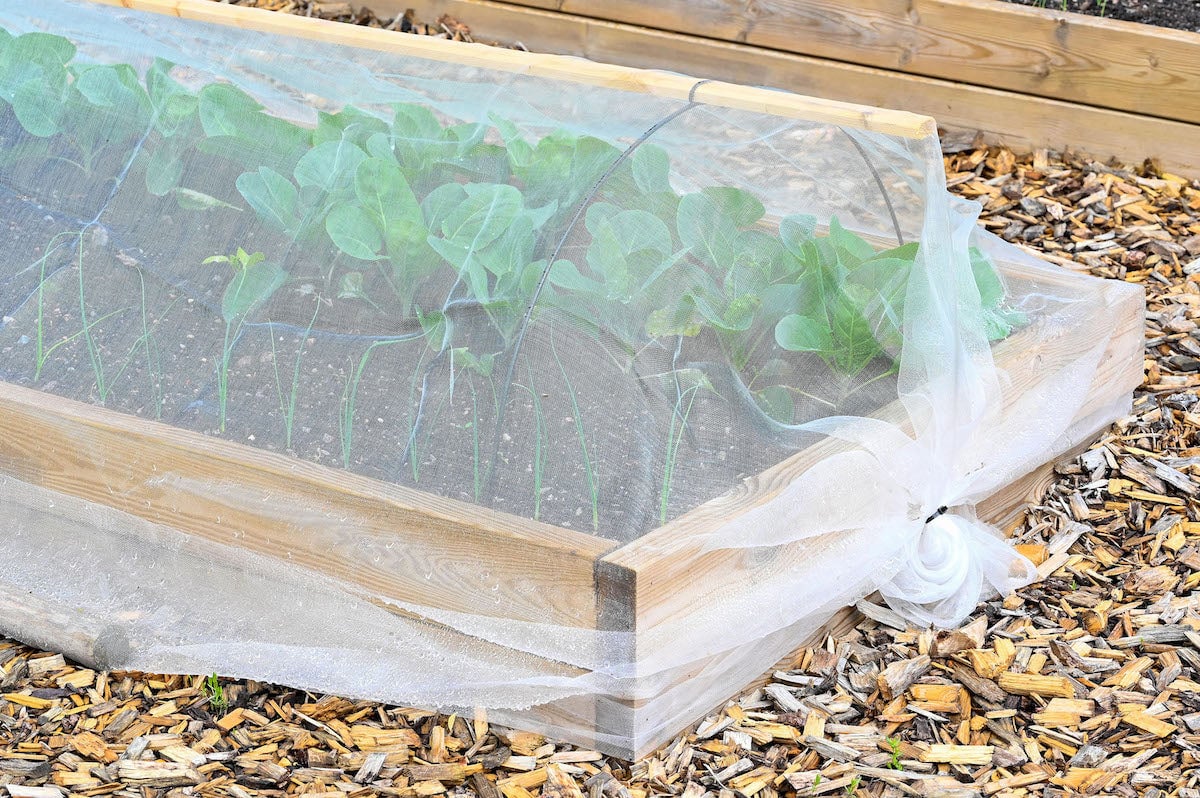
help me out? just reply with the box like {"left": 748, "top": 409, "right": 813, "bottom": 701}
{"left": 999, "top": 0, "right": 1200, "bottom": 31}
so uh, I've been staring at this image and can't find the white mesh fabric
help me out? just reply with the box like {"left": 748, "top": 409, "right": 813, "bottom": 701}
{"left": 0, "top": 0, "right": 1142, "bottom": 756}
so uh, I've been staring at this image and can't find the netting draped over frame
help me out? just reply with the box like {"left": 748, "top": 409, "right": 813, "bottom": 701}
{"left": 0, "top": 0, "right": 1140, "bottom": 754}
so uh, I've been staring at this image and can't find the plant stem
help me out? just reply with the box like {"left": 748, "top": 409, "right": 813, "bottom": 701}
{"left": 33, "top": 230, "right": 78, "bottom": 381}
{"left": 340, "top": 337, "right": 414, "bottom": 468}
{"left": 469, "top": 381, "right": 481, "bottom": 502}
{"left": 76, "top": 235, "right": 109, "bottom": 402}
{"left": 270, "top": 301, "right": 320, "bottom": 449}
{"left": 523, "top": 365, "right": 546, "bottom": 521}
{"left": 218, "top": 319, "right": 234, "bottom": 432}
{"left": 660, "top": 382, "right": 699, "bottom": 524}
{"left": 551, "top": 334, "right": 598, "bottom": 532}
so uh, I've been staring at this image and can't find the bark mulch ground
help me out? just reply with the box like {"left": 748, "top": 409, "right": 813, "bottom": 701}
{"left": 4, "top": 7, "right": 1200, "bottom": 798}
{"left": 1001, "top": 0, "right": 1200, "bottom": 32}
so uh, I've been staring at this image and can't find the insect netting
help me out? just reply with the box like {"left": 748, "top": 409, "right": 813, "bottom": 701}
{"left": 0, "top": 0, "right": 1141, "bottom": 753}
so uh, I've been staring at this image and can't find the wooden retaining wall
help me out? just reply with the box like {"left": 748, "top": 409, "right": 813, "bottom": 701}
{"left": 392, "top": 0, "right": 1200, "bottom": 175}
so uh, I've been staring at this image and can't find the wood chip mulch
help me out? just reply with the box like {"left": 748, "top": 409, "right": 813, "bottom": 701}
{"left": 6, "top": 9, "right": 1200, "bottom": 798}
{"left": 208, "top": 1, "right": 515, "bottom": 47}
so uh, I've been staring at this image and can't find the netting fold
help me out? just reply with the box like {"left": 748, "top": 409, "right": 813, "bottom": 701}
{"left": 0, "top": 0, "right": 1143, "bottom": 755}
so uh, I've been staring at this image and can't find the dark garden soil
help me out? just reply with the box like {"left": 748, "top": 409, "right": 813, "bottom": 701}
{"left": 1000, "top": 0, "right": 1200, "bottom": 32}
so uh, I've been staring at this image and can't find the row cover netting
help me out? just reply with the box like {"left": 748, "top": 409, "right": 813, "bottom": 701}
{"left": 0, "top": 0, "right": 1140, "bottom": 752}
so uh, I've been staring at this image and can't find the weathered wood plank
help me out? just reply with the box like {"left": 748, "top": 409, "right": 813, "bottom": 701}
{"left": 87, "top": 0, "right": 935, "bottom": 138}
{"left": 492, "top": 0, "right": 1200, "bottom": 126}
{"left": 395, "top": 0, "right": 1200, "bottom": 176}
{"left": 0, "top": 379, "right": 612, "bottom": 628}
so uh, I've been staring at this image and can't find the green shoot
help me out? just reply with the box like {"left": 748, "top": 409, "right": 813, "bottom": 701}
{"left": 552, "top": 335, "right": 599, "bottom": 531}
{"left": 270, "top": 300, "right": 320, "bottom": 449}
{"left": 844, "top": 775, "right": 861, "bottom": 797}
{"left": 470, "top": 383, "right": 481, "bottom": 502}
{"left": 886, "top": 737, "right": 902, "bottom": 770}
{"left": 339, "top": 338, "right": 413, "bottom": 467}
{"left": 207, "top": 248, "right": 285, "bottom": 432}
{"left": 521, "top": 365, "right": 547, "bottom": 521}
{"left": 661, "top": 378, "right": 701, "bottom": 524}
{"left": 32, "top": 230, "right": 80, "bottom": 380}
{"left": 76, "top": 234, "right": 110, "bottom": 402}
{"left": 202, "top": 673, "right": 228, "bottom": 714}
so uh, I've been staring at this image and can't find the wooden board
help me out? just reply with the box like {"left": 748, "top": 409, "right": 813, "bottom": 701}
{"left": 391, "top": 0, "right": 1200, "bottom": 176}
{"left": 89, "top": 0, "right": 934, "bottom": 138}
{"left": 494, "top": 0, "right": 1200, "bottom": 126}
{"left": 0, "top": 379, "right": 614, "bottom": 629}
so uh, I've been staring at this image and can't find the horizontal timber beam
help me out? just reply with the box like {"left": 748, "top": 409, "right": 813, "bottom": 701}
{"left": 392, "top": 0, "right": 1200, "bottom": 176}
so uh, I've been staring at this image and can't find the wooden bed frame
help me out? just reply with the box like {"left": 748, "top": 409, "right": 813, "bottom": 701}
{"left": 0, "top": 0, "right": 1145, "bottom": 759}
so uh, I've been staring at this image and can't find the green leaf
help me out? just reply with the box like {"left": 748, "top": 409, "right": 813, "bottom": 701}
{"left": 428, "top": 237, "right": 489, "bottom": 302}
{"left": 11, "top": 77, "right": 65, "bottom": 137}
{"left": 516, "top": 130, "right": 620, "bottom": 210}
{"left": 492, "top": 115, "right": 533, "bottom": 171}
{"left": 676, "top": 187, "right": 764, "bottom": 270}
{"left": 197, "top": 83, "right": 308, "bottom": 170}
{"left": 293, "top": 139, "right": 367, "bottom": 194}
{"left": 646, "top": 306, "right": 701, "bottom": 338}
{"left": 705, "top": 187, "right": 765, "bottom": 227}
{"left": 391, "top": 102, "right": 455, "bottom": 166}
{"left": 828, "top": 294, "right": 882, "bottom": 373}
{"left": 221, "top": 261, "right": 286, "bottom": 322}
{"left": 779, "top": 213, "right": 817, "bottom": 255}
{"left": 354, "top": 157, "right": 422, "bottom": 235}
{"left": 146, "top": 58, "right": 197, "bottom": 137}
{"left": 75, "top": 63, "right": 149, "bottom": 118}
{"left": 315, "top": 106, "right": 389, "bottom": 148}
{"left": 775, "top": 313, "right": 833, "bottom": 352}
{"left": 631, "top": 144, "right": 672, "bottom": 194}
{"left": 9, "top": 32, "right": 75, "bottom": 71}
{"left": 828, "top": 217, "right": 876, "bottom": 263}
{"left": 338, "top": 270, "right": 367, "bottom": 299}
{"left": 585, "top": 207, "right": 674, "bottom": 299}
{"left": 326, "top": 204, "right": 383, "bottom": 260}
{"left": 421, "top": 183, "right": 467, "bottom": 231}
{"left": 754, "top": 386, "right": 794, "bottom": 424}
{"left": 144, "top": 139, "right": 185, "bottom": 196}
{"left": 236, "top": 167, "right": 300, "bottom": 235}
{"left": 549, "top": 259, "right": 603, "bottom": 293}
{"left": 969, "top": 246, "right": 1005, "bottom": 308}
{"left": 198, "top": 83, "right": 260, "bottom": 137}
{"left": 439, "top": 183, "right": 522, "bottom": 249}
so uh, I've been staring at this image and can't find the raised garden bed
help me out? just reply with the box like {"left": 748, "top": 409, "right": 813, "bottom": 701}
{"left": 0, "top": 0, "right": 1143, "bottom": 759}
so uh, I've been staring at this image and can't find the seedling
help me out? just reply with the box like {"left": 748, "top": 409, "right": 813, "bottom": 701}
{"left": 202, "top": 672, "right": 228, "bottom": 714}
{"left": 844, "top": 775, "right": 861, "bottom": 797}
{"left": 885, "top": 737, "right": 903, "bottom": 770}
{"left": 270, "top": 299, "right": 322, "bottom": 448}
{"left": 205, "top": 248, "right": 286, "bottom": 432}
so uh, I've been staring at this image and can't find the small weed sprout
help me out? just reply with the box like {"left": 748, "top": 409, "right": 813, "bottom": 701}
{"left": 886, "top": 737, "right": 903, "bottom": 770}
{"left": 203, "top": 672, "right": 228, "bottom": 714}
{"left": 844, "top": 775, "right": 861, "bottom": 797}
